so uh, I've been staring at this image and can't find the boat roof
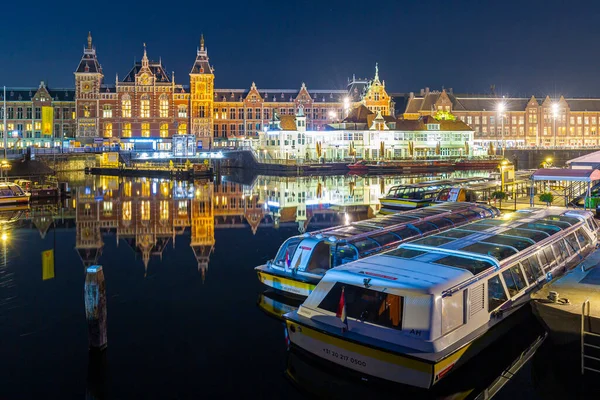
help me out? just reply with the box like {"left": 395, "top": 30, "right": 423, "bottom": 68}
{"left": 306, "top": 202, "right": 499, "bottom": 258}
{"left": 324, "top": 207, "right": 592, "bottom": 294}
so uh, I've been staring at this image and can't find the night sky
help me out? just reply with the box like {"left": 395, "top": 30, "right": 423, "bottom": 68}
{"left": 2, "top": 0, "right": 599, "bottom": 96}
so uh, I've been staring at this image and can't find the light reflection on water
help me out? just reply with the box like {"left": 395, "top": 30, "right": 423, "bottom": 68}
{"left": 0, "top": 171, "right": 578, "bottom": 399}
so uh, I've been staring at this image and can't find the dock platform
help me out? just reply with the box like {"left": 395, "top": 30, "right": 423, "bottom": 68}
{"left": 85, "top": 166, "right": 214, "bottom": 180}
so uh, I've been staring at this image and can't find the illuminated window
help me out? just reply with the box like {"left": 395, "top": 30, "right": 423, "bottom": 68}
{"left": 178, "top": 200, "right": 188, "bottom": 216}
{"left": 160, "top": 123, "right": 168, "bottom": 138}
{"left": 103, "top": 105, "right": 112, "bottom": 118}
{"left": 374, "top": 92, "right": 380, "bottom": 101}
{"left": 159, "top": 95, "right": 169, "bottom": 118}
{"left": 141, "top": 123, "right": 150, "bottom": 137}
{"left": 141, "top": 200, "right": 150, "bottom": 220}
{"left": 142, "top": 181, "right": 150, "bottom": 197}
{"left": 178, "top": 105, "right": 187, "bottom": 118}
{"left": 104, "top": 122, "right": 112, "bottom": 137}
{"left": 122, "top": 201, "right": 132, "bottom": 221}
{"left": 34, "top": 122, "right": 41, "bottom": 130}
{"left": 123, "top": 123, "right": 132, "bottom": 138}
{"left": 84, "top": 105, "right": 90, "bottom": 117}
{"left": 124, "top": 181, "right": 132, "bottom": 197}
{"left": 140, "top": 95, "right": 150, "bottom": 118}
{"left": 7, "top": 123, "right": 14, "bottom": 131}
{"left": 178, "top": 123, "right": 187, "bottom": 135}
{"left": 160, "top": 200, "right": 169, "bottom": 220}
{"left": 122, "top": 95, "right": 131, "bottom": 118}
{"left": 103, "top": 201, "right": 113, "bottom": 216}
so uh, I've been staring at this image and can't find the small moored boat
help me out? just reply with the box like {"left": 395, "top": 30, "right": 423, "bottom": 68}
{"left": 284, "top": 208, "right": 598, "bottom": 388}
{"left": 256, "top": 202, "right": 499, "bottom": 298}
{"left": 0, "top": 182, "right": 30, "bottom": 204}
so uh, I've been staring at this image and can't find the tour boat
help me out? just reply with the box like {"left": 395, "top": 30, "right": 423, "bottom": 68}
{"left": 454, "top": 159, "right": 502, "bottom": 169}
{"left": 379, "top": 181, "right": 455, "bottom": 211}
{"left": 284, "top": 208, "right": 598, "bottom": 388}
{"left": 255, "top": 202, "right": 499, "bottom": 299}
{"left": 347, "top": 160, "right": 454, "bottom": 175}
{"left": 0, "top": 183, "right": 30, "bottom": 204}
{"left": 14, "top": 179, "right": 59, "bottom": 198}
{"left": 531, "top": 240, "right": 600, "bottom": 347}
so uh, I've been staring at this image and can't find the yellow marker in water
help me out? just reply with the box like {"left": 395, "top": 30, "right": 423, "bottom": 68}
{"left": 42, "top": 249, "right": 54, "bottom": 280}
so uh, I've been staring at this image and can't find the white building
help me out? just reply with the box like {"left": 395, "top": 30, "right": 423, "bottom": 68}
{"left": 257, "top": 105, "right": 479, "bottom": 161}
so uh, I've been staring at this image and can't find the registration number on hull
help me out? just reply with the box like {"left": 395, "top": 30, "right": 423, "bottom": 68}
{"left": 322, "top": 347, "right": 367, "bottom": 367}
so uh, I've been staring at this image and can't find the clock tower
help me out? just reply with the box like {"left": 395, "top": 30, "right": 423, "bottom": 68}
{"left": 189, "top": 35, "right": 214, "bottom": 149}
{"left": 75, "top": 32, "right": 103, "bottom": 143}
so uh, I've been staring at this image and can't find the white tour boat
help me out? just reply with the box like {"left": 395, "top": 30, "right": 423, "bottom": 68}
{"left": 256, "top": 202, "right": 499, "bottom": 298}
{"left": 0, "top": 182, "right": 30, "bottom": 205}
{"left": 284, "top": 208, "right": 598, "bottom": 388}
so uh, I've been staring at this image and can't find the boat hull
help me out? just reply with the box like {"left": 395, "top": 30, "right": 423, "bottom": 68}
{"left": 0, "top": 195, "right": 29, "bottom": 205}
{"left": 379, "top": 198, "right": 431, "bottom": 210}
{"left": 255, "top": 266, "right": 317, "bottom": 298}
{"left": 284, "top": 305, "right": 531, "bottom": 389}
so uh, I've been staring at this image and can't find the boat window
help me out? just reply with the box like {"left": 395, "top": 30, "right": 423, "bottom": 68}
{"left": 274, "top": 237, "right": 302, "bottom": 267}
{"left": 586, "top": 218, "right": 596, "bottom": 232}
{"left": 543, "top": 247, "right": 556, "bottom": 268}
{"left": 353, "top": 238, "right": 382, "bottom": 256}
{"left": 482, "top": 235, "right": 534, "bottom": 251}
{"left": 560, "top": 238, "right": 572, "bottom": 257}
{"left": 441, "top": 291, "right": 465, "bottom": 335}
{"left": 461, "top": 223, "right": 494, "bottom": 232}
{"left": 565, "top": 233, "right": 580, "bottom": 253}
{"left": 386, "top": 247, "right": 427, "bottom": 259}
{"left": 551, "top": 216, "right": 581, "bottom": 226}
{"left": 317, "top": 282, "right": 403, "bottom": 330}
{"left": 502, "top": 228, "right": 550, "bottom": 243}
{"left": 488, "top": 275, "right": 508, "bottom": 312}
{"left": 551, "top": 241, "right": 567, "bottom": 263}
{"left": 502, "top": 265, "right": 527, "bottom": 297}
{"left": 576, "top": 228, "right": 592, "bottom": 249}
{"left": 429, "top": 217, "right": 454, "bottom": 230}
{"left": 332, "top": 244, "right": 359, "bottom": 267}
{"left": 411, "top": 221, "right": 439, "bottom": 235}
{"left": 460, "top": 242, "right": 517, "bottom": 261}
{"left": 539, "top": 219, "right": 572, "bottom": 229}
{"left": 411, "top": 236, "right": 455, "bottom": 247}
{"left": 437, "top": 229, "right": 474, "bottom": 239}
{"left": 435, "top": 255, "right": 495, "bottom": 274}
{"left": 304, "top": 242, "right": 331, "bottom": 274}
{"left": 520, "top": 261, "right": 536, "bottom": 284}
{"left": 368, "top": 232, "right": 401, "bottom": 247}
{"left": 536, "top": 250, "right": 549, "bottom": 270}
{"left": 520, "top": 222, "right": 561, "bottom": 235}
{"left": 389, "top": 226, "right": 421, "bottom": 240}
{"left": 443, "top": 214, "right": 467, "bottom": 224}
{"left": 524, "top": 255, "right": 543, "bottom": 278}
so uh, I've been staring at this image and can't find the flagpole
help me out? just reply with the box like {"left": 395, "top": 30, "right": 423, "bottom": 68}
{"left": 3, "top": 86, "right": 6, "bottom": 160}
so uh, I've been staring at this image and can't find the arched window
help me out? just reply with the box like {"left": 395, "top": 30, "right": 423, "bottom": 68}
{"left": 83, "top": 105, "right": 90, "bottom": 118}
{"left": 141, "top": 123, "right": 150, "bottom": 137}
{"left": 178, "top": 123, "right": 187, "bottom": 135}
{"left": 159, "top": 95, "right": 169, "bottom": 118}
{"left": 104, "top": 122, "right": 112, "bottom": 137}
{"left": 160, "top": 123, "right": 169, "bottom": 138}
{"left": 122, "top": 95, "right": 131, "bottom": 118}
{"left": 140, "top": 95, "right": 150, "bottom": 118}
{"left": 178, "top": 105, "right": 187, "bottom": 118}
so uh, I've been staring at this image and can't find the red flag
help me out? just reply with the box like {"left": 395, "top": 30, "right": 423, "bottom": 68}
{"left": 336, "top": 287, "right": 348, "bottom": 332}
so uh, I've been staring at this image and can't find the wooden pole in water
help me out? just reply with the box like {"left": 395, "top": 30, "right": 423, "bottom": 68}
{"left": 85, "top": 265, "right": 107, "bottom": 351}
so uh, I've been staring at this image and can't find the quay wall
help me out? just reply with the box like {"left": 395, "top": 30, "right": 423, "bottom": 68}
{"left": 504, "top": 148, "right": 598, "bottom": 170}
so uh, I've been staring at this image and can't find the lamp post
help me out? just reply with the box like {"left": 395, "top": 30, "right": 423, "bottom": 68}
{"left": 497, "top": 103, "right": 505, "bottom": 158}
{"left": 552, "top": 103, "right": 559, "bottom": 148}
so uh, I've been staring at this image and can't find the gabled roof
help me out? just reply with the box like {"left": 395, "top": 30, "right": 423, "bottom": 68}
{"left": 190, "top": 35, "right": 213, "bottom": 75}
{"left": 213, "top": 88, "right": 346, "bottom": 103}
{"left": 343, "top": 104, "right": 374, "bottom": 123}
{"left": 75, "top": 32, "right": 102, "bottom": 74}
{"left": 123, "top": 61, "right": 170, "bottom": 83}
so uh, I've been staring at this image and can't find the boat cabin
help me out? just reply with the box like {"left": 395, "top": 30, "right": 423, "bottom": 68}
{"left": 296, "top": 208, "right": 598, "bottom": 353}
{"left": 269, "top": 202, "right": 499, "bottom": 275}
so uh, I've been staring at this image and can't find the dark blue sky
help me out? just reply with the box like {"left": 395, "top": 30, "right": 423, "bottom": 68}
{"left": 2, "top": 0, "right": 599, "bottom": 96}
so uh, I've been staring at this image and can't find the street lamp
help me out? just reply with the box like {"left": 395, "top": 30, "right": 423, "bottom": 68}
{"left": 328, "top": 110, "right": 337, "bottom": 122}
{"left": 497, "top": 103, "right": 506, "bottom": 158}
{"left": 500, "top": 159, "right": 508, "bottom": 193}
{"left": 552, "top": 103, "right": 559, "bottom": 148}
{"left": 343, "top": 97, "right": 350, "bottom": 118}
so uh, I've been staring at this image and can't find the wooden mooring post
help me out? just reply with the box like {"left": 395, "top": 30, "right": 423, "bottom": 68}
{"left": 85, "top": 265, "right": 107, "bottom": 351}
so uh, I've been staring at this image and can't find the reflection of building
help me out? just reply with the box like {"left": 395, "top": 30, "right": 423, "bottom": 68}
{"left": 404, "top": 88, "right": 600, "bottom": 148}
{"left": 75, "top": 189, "right": 105, "bottom": 268}
{"left": 190, "top": 181, "right": 214, "bottom": 282}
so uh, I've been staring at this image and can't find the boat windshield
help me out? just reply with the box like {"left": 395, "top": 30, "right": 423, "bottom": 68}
{"left": 273, "top": 237, "right": 303, "bottom": 267}
{"left": 318, "top": 282, "right": 403, "bottom": 330}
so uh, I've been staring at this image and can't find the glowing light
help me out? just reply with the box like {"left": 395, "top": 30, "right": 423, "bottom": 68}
{"left": 497, "top": 103, "right": 505, "bottom": 113}
{"left": 552, "top": 103, "right": 559, "bottom": 118}
{"left": 2, "top": 233, "right": 7, "bottom": 242}
{"left": 328, "top": 111, "right": 336, "bottom": 119}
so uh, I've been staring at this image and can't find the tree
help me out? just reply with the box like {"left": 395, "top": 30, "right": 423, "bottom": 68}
{"left": 491, "top": 191, "right": 507, "bottom": 208}
{"left": 539, "top": 192, "right": 554, "bottom": 207}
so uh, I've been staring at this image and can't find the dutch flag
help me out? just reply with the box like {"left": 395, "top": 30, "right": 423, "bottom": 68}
{"left": 336, "top": 286, "right": 348, "bottom": 332}
{"left": 285, "top": 250, "right": 291, "bottom": 270}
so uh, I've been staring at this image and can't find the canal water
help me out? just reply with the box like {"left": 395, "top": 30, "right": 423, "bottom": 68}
{"left": 0, "top": 172, "right": 595, "bottom": 399}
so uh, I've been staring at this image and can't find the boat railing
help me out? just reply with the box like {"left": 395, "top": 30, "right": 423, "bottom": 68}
{"left": 581, "top": 299, "right": 600, "bottom": 374}
{"left": 441, "top": 214, "right": 593, "bottom": 297}
{"left": 335, "top": 204, "right": 495, "bottom": 244}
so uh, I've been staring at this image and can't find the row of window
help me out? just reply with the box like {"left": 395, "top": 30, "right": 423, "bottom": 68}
{"left": 0, "top": 107, "right": 75, "bottom": 120}
{"left": 103, "top": 122, "right": 188, "bottom": 138}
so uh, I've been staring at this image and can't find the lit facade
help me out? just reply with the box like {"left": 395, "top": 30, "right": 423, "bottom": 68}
{"left": 404, "top": 88, "right": 600, "bottom": 148}
{"left": 0, "top": 82, "right": 76, "bottom": 148}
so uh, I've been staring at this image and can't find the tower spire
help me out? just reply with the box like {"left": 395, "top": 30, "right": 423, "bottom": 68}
{"left": 200, "top": 34, "right": 205, "bottom": 51}
{"left": 142, "top": 43, "right": 148, "bottom": 67}
{"left": 87, "top": 31, "right": 92, "bottom": 49}
{"left": 374, "top": 62, "right": 379, "bottom": 81}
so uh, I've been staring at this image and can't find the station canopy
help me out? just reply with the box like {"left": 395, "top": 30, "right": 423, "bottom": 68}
{"left": 566, "top": 150, "right": 600, "bottom": 169}
{"left": 531, "top": 168, "right": 600, "bottom": 182}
